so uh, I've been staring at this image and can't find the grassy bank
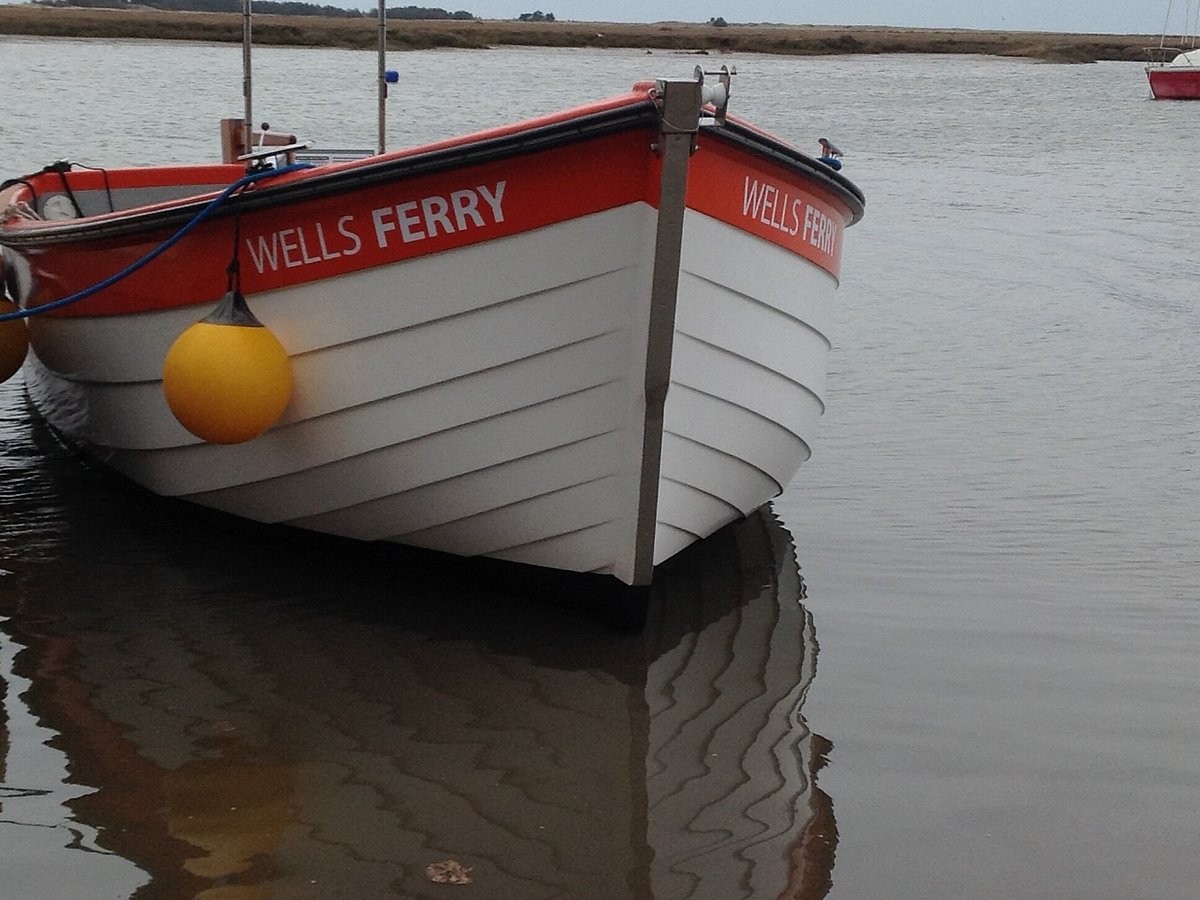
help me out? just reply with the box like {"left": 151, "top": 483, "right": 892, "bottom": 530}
{"left": 0, "top": 5, "right": 1159, "bottom": 61}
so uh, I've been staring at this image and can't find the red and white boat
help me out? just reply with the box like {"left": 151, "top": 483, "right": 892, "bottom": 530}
{"left": 1145, "top": 3, "right": 1200, "bottom": 99}
{"left": 1146, "top": 45, "right": 1200, "bottom": 98}
{"left": 0, "top": 40, "right": 864, "bottom": 588}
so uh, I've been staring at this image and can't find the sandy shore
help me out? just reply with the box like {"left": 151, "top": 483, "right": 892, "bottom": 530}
{"left": 0, "top": 6, "right": 1160, "bottom": 62}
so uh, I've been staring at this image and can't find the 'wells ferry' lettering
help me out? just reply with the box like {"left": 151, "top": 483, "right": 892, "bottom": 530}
{"left": 371, "top": 180, "right": 506, "bottom": 248}
{"left": 247, "top": 215, "right": 363, "bottom": 273}
{"left": 742, "top": 176, "right": 837, "bottom": 256}
{"left": 245, "top": 180, "right": 508, "bottom": 275}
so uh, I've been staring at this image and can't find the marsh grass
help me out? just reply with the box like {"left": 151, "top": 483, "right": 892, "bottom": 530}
{"left": 0, "top": 6, "right": 1156, "bottom": 61}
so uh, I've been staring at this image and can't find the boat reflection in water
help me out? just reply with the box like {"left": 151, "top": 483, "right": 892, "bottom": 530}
{"left": 0, "top": 388, "right": 836, "bottom": 900}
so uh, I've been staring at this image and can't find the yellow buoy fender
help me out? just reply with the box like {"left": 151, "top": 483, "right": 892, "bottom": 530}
{"left": 0, "top": 298, "right": 30, "bottom": 384}
{"left": 162, "top": 291, "right": 292, "bottom": 444}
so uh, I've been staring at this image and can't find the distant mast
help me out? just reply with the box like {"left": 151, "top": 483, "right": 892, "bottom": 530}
{"left": 242, "top": 0, "right": 253, "bottom": 156}
{"left": 377, "top": 0, "right": 387, "bottom": 153}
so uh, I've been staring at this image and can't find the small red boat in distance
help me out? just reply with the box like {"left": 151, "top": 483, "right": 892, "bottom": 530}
{"left": 1146, "top": 46, "right": 1200, "bottom": 98}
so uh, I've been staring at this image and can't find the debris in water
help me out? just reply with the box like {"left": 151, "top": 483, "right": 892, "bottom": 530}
{"left": 425, "top": 860, "right": 472, "bottom": 885}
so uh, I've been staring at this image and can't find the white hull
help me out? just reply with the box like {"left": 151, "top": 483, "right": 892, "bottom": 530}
{"left": 24, "top": 206, "right": 836, "bottom": 584}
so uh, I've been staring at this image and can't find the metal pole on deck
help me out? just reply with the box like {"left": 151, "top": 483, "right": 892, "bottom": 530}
{"left": 631, "top": 78, "right": 705, "bottom": 585}
{"left": 377, "top": 0, "right": 387, "bottom": 154}
{"left": 242, "top": 0, "right": 253, "bottom": 158}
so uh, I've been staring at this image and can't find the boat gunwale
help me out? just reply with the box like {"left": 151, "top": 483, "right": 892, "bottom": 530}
{"left": 0, "top": 96, "right": 865, "bottom": 248}
{"left": 0, "top": 99, "right": 659, "bottom": 247}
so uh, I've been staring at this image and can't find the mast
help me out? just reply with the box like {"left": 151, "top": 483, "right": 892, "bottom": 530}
{"left": 377, "top": 0, "right": 387, "bottom": 154}
{"left": 242, "top": 0, "right": 253, "bottom": 157}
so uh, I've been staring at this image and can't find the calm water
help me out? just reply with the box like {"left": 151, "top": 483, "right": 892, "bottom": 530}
{"left": 2, "top": 38, "right": 1199, "bottom": 899}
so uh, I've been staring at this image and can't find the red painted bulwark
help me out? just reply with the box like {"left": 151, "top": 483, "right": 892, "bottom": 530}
{"left": 688, "top": 138, "right": 851, "bottom": 279}
{"left": 3, "top": 86, "right": 859, "bottom": 318}
{"left": 18, "top": 129, "right": 658, "bottom": 317}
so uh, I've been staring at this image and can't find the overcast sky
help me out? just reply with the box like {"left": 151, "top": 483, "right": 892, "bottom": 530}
{"left": 438, "top": 2, "right": 1172, "bottom": 35}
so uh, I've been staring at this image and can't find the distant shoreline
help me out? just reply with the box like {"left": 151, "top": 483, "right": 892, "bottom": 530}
{"left": 0, "top": 6, "right": 1162, "bottom": 62}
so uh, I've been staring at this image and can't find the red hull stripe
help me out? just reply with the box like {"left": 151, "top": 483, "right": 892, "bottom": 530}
{"left": 1148, "top": 68, "right": 1200, "bottom": 99}
{"left": 25, "top": 129, "right": 658, "bottom": 317}
{"left": 15, "top": 104, "right": 852, "bottom": 318}
{"left": 688, "top": 137, "right": 850, "bottom": 278}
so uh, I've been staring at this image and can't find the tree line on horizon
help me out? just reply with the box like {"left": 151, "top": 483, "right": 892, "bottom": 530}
{"left": 31, "top": 0, "right": 477, "bottom": 19}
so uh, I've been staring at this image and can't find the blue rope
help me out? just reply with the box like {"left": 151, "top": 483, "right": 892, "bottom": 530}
{"left": 0, "top": 162, "right": 311, "bottom": 323}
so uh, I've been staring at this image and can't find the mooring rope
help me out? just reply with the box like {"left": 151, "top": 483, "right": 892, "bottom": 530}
{"left": 0, "top": 162, "right": 311, "bottom": 323}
